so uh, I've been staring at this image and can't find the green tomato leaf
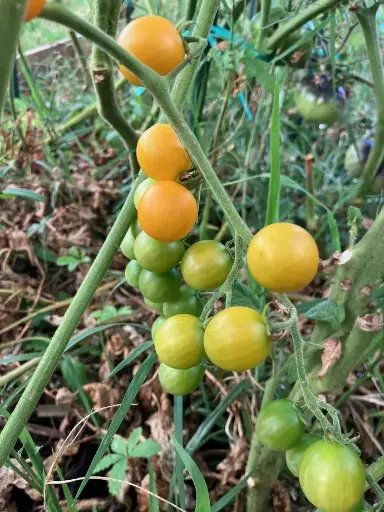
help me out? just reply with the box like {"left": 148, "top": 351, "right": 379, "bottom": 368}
{"left": 126, "top": 427, "right": 142, "bottom": 455}
{"left": 109, "top": 459, "right": 127, "bottom": 496}
{"left": 93, "top": 453, "right": 123, "bottom": 474}
{"left": 111, "top": 435, "right": 127, "bottom": 455}
{"left": 304, "top": 299, "right": 345, "bottom": 328}
{"left": 241, "top": 55, "right": 275, "bottom": 92}
{"left": 230, "top": 282, "right": 261, "bottom": 309}
{"left": 130, "top": 439, "right": 161, "bottom": 458}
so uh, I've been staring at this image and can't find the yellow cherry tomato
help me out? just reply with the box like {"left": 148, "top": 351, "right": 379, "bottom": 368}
{"left": 204, "top": 306, "right": 271, "bottom": 372}
{"left": 247, "top": 223, "right": 319, "bottom": 293}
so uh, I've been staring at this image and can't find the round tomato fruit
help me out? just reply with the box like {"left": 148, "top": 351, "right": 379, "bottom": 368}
{"left": 134, "top": 231, "right": 184, "bottom": 273}
{"left": 155, "top": 314, "right": 205, "bottom": 369}
{"left": 286, "top": 434, "right": 320, "bottom": 476}
{"left": 125, "top": 260, "right": 142, "bottom": 288}
{"left": 134, "top": 178, "right": 156, "bottom": 208}
{"left": 138, "top": 181, "right": 198, "bottom": 243}
{"left": 299, "top": 440, "right": 365, "bottom": 512}
{"left": 120, "top": 228, "right": 136, "bottom": 259}
{"left": 25, "top": 0, "right": 46, "bottom": 21}
{"left": 247, "top": 223, "right": 319, "bottom": 293}
{"left": 181, "top": 240, "right": 232, "bottom": 291}
{"left": 144, "top": 297, "right": 163, "bottom": 314}
{"left": 203, "top": 306, "right": 271, "bottom": 372}
{"left": 131, "top": 218, "right": 142, "bottom": 238}
{"left": 151, "top": 315, "right": 166, "bottom": 339}
{"left": 159, "top": 363, "right": 204, "bottom": 395}
{"left": 117, "top": 16, "right": 185, "bottom": 86}
{"left": 139, "top": 268, "right": 180, "bottom": 303}
{"left": 137, "top": 124, "right": 191, "bottom": 181}
{"left": 256, "top": 399, "right": 305, "bottom": 451}
{"left": 295, "top": 90, "right": 340, "bottom": 124}
{"left": 163, "top": 286, "right": 203, "bottom": 318}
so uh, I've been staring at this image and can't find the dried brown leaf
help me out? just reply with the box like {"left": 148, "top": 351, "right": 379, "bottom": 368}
{"left": 318, "top": 338, "right": 342, "bottom": 378}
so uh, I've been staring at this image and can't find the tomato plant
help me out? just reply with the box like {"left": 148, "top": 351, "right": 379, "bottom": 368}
{"left": 124, "top": 260, "right": 142, "bottom": 288}
{"left": 144, "top": 298, "right": 163, "bottom": 314}
{"left": 131, "top": 218, "right": 142, "bottom": 238}
{"left": 139, "top": 268, "right": 181, "bottom": 303}
{"left": 295, "top": 90, "right": 340, "bottom": 124}
{"left": 151, "top": 315, "right": 166, "bottom": 339}
{"left": 181, "top": 240, "right": 232, "bottom": 291}
{"left": 154, "top": 314, "right": 205, "bottom": 369}
{"left": 138, "top": 181, "right": 198, "bottom": 243}
{"left": 299, "top": 440, "right": 365, "bottom": 512}
{"left": 285, "top": 433, "right": 320, "bottom": 476}
{"left": 137, "top": 124, "right": 191, "bottom": 181}
{"left": 117, "top": 16, "right": 185, "bottom": 86}
{"left": 247, "top": 222, "right": 319, "bottom": 292}
{"left": 256, "top": 399, "right": 305, "bottom": 451}
{"left": 120, "top": 228, "right": 136, "bottom": 260}
{"left": 159, "top": 363, "right": 204, "bottom": 395}
{"left": 25, "top": 0, "right": 46, "bottom": 21}
{"left": 134, "top": 178, "right": 156, "bottom": 208}
{"left": 163, "top": 286, "right": 203, "bottom": 318}
{"left": 203, "top": 306, "right": 271, "bottom": 371}
{"left": 134, "top": 231, "right": 184, "bottom": 273}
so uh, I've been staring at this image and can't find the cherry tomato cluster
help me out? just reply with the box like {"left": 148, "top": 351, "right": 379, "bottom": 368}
{"left": 256, "top": 399, "right": 366, "bottom": 512}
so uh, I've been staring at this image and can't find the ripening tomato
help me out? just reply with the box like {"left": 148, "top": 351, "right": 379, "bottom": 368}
{"left": 151, "top": 315, "right": 166, "bottom": 339}
{"left": 155, "top": 314, "right": 205, "bottom": 369}
{"left": 117, "top": 16, "right": 185, "bottom": 86}
{"left": 140, "top": 269, "right": 181, "bottom": 303}
{"left": 295, "top": 90, "right": 340, "bottom": 124}
{"left": 203, "top": 306, "right": 271, "bottom": 372}
{"left": 120, "top": 228, "right": 136, "bottom": 259}
{"left": 25, "top": 0, "right": 46, "bottom": 21}
{"left": 159, "top": 363, "right": 204, "bottom": 395}
{"left": 247, "top": 223, "right": 319, "bottom": 292}
{"left": 181, "top": 240, "right": 232, "bottom": 291}
{"left": 299, "top": 441, "right": 365, "bottom": 512}
{"left": 256, "top": 399, "right": 305, "bottom": 451}
{"left": 137, "top": 124, "right": 191, "bottom": 181}
{"left": 134, "top": 231, "right": 184, "bottom": 273}
{"left": 138, "top": 181, "right": 198, "bottom": 243}
{"left": 144, "top": 297, "right": 163, "bottom": 314}
{"left": 286, "top": 434, "right": 320, "bottom": 476}
{"left": 163, "top": 286, "right": 203, "bottom": 318}
{"left": 124, "top": 260, "right": 142, "bottom": 288}
{"left": 134, "top": 178, "right": 156, "bottom": 208}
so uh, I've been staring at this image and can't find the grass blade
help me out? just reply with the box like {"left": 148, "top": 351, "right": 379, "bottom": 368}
{"left": 174, "top": 395, "right": 186, "bottom": 509}
{"left": 211, "top": 474, "right": 249, "bottom": 512}
{"left": 57, "top": 467, "right": 78, "bottom": 512}
{"left": 148, "top": 460, "right": 160, "bottom": 512}
{"left": 104, "top": 340, "right": 154, "bottom": 381}
{"left": 265, "top": 78, "right": 281, "bottom": 226}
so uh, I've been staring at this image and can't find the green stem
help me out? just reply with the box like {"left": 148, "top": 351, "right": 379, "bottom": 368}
{"left": 266, "top": 0, "right": 343, "bottom": 50}
{"left": 366, "top": 456, "right": 384, "bottom": 491}
{"left": 0, "top": 358, "right": 40, "bottom": 387}
{"left": 256, "top": 0, "right": 272, "bottom": 48}
{"left": 91, "top": 0, "right": 139, "bottom": 178}
{"left": 356, "top": 6, "right": 384, "bottom": 195}
{"left": 69, "top": 29, "right": 91, "bottom": 91}
{"left": 0, "top": 0, "right": 28, "bottom": 117}
{"left": 305, "top": 155, "right": 317, "bottom": 231}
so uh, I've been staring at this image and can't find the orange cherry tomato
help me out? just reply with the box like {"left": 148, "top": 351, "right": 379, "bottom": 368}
{"left": 117, "top": 16, "right": 185, "bottom": 86}
{"left": 25, "top": 0, "right": 46, "bottom": 21}
{"left": 137, "top": 124, "right": 191, "bottom": 181}
{"left": 137, "top": 181, "right": 198, "bottom": 243}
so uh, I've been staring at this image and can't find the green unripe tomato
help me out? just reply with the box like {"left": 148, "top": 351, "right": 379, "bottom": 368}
{"left": 159, "top": 363, "right": 204, "bottom": 395}
{"left": 134, "top": 178, "right": 156, "bottom": 208}
{"left": 295, "top": 90, "right": 340, "bottom": 124}
{"left": 120, "top": 228, "right": 135, "bottom": 259}
{"left": 144, "top": 297, "right": 164, "bottom": 313}
{"left": 139, "top": 268, "right": 181, "bottom": 303}
{"left": 124, "top": 260, "right": 142, "bottom": 288}
{"left": 151, "top": 315, "right": 166, "bottom": 339}
{"left": 285, "top": 434, "right": 320, "bottom": 476}
{"left": 299, "top": 440, "right": 365, "bottom": 512}
{"left": 256, "top": 399, "right": 305, "bottom": 451}
{"left": 134, "top": 231, "right": 184, "bottom": 273}
{"left": 181, "top": 240, "right": 232, "bottom": 292}
{"left": 131, "top": 218, "right": 142, "bottom": 238}
{"left": 345, "top": 145, "right": 363, "bottom": 178}
{"left": 163, "top": 286, "right": 204, "bottom": 318}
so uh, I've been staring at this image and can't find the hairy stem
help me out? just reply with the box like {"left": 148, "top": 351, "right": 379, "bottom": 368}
{"left": 256, "top": 0, "right": 272, "bottom": 48}
{"left": 69, "top": 30, "right": 91, "bottom": 90}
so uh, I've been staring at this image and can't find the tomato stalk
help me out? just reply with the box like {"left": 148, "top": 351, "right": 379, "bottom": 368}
{"left": 255, "top": 0, "right": 272, "bottom": 49}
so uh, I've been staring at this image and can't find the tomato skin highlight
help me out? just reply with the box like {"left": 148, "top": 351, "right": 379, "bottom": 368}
{"left": 124, "top": 260, "right": 142, "bottom": 288}
{"left": 299, "top": 440, "right": 365, "bottom": 512}
{"left": 256, "top": 399, "right": 305, "bottom": 451}
{"left": 159, "top": 363, "right": 204, "bottom": 395}
{"left": 134, "top": 178, "right": 156, "bottom": 208}
{"left": 285, "top": 434, "right": 320, "bottom": 476}
{"left": 117, "top": 16, "right": 185, "bottom": 86}
{"left": 120, "top": 228, "right": 136, "bottom": 259}
{"left": 151, "top": 315, "right": 166, "bottom": 339}
{"left": 138, "top": 181, "right": 198, "bottom": 243}
{"left": 134, "top": 231, "right": 184, "bottom": 273}
{"left": 203, "top": 306, "right": 271, "bottom": 372}
{"left": 181, "top": 240, "right": 233, "bottom": 291}
{"left": 144, "top": 298, "right": 163, "bottom": 314}
{"left": 139, "top": 268, "right": 181, "bottom": 303}
{"left": 247, "top": 222, "right": 319, "bottom": 293}
{"left": 25, "top": 0, "right": 46, "bottom": 21}
{"left": 137, "top": 124, "right": 191, "bottom": 181}
{"left": 155, "top": 314, "right": 205, "bottom": 369}
{"left": 163, "top": 286, "right": 203, "bottom": 318}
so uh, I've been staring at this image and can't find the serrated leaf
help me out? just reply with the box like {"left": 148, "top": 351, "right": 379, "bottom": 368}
{"left": 241, "top": 56, "right": 275, "bottom": 92}
{"left": 304, "top": 299, "right": 345, "bottom": 328}
{"left": 126, "top": 427, "right": 142, "bottom": 455}
{"left": 231, "top": 282, "right": 261, "bottom": 309}
{"left": 347, "top": 206, "right": 363, "bottom": 230}
{"left": 130, "top": 439, "right": 161, "bottom": 458}
{"left": 93, "top": 453, "right": 123, "bottom": 474}
{"left": 109, "top": 459, "right": 127, "bottom": 496}
{"left": 111, "top": 435, "right": 127, "bottom": 455}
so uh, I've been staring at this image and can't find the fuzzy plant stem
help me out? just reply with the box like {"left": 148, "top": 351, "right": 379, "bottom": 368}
{"left": 256, "top": 0, "right": 272, "bottom": 48}
{"left": 91, "top": 0, "right": 140, "bottom": 178}
{"left": 0, "top": 0, "right": 28, "bottom": 117}
{"left": 356, "top": 6, "right": 384, "bottom": 196}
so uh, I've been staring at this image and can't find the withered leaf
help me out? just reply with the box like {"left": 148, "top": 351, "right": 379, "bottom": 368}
{"left": 318, "top": 338, "right": 342, "bottom": 378}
